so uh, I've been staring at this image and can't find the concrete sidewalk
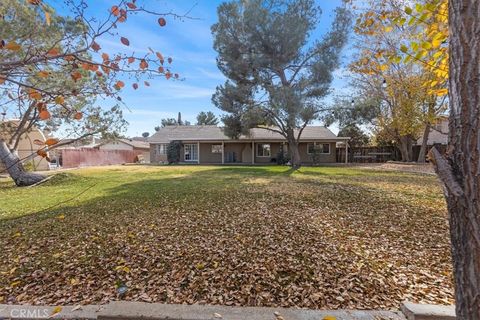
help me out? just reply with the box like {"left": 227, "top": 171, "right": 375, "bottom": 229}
{"left": 0, "top": 301, "right": 455, "bottom": 320}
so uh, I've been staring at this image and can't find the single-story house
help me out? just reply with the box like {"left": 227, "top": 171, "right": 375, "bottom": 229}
{"left": 94, "top": 138, "right": 151, "bottom": 163}
{"left": 149, "top": 125, "right": 349, "bottom": 164}
{"left": 416, "top": 116, "right": 448, "bottom": 146}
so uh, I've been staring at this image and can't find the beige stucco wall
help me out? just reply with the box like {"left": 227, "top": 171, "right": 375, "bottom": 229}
{"left": 199, "top": 143, "right": 222, "bottom": 163}
{"left": 150, "top": 144, "right": 168, "bottom": 163}
{"left": 254, "top": 142, "right": 282, "bottom": 164}
{"left": 298, "top": 142, "right": 336, "bottom": 163}
{"left": 150, "top": 141, "right": 337, "bottom": 164}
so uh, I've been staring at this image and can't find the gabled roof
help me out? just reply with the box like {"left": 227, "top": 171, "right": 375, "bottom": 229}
{"left": 94, "top": 138, "right": 150, "bottom": 149}
{"left": 148, "top": 125, "right": 347, "bottom": 143}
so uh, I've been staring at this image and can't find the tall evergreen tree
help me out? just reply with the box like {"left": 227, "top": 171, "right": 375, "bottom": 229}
{"left": 211, "top": 0, "right": 351, "bottom": 168}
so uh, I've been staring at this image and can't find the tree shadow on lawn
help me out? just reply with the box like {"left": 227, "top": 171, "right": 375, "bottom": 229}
{"left": 0, "top": 166, "right": 453, "bottom": 307}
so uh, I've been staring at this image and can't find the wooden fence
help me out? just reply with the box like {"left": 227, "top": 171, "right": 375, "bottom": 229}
{"left": 336, "top": 146, "right": 401, "bottom": 163}
{"left": 59, "top": 148, "right": 142, "bottom": 168}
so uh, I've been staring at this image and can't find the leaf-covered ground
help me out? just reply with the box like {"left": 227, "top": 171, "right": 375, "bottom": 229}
{"left": 0, "top": 165, "right": 453, "bottom": 309}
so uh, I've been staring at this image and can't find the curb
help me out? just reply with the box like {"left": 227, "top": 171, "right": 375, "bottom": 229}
{"left": 0, "top": 302, "right": 405, "bottom": 320}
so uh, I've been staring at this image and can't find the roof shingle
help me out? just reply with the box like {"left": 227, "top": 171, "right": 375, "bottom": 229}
{"left": 148, "top": 125, "right": 346, "bottom": 143}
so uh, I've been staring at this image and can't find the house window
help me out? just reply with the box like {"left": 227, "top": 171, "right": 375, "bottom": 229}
{"left": 307, "top": 142, "right": 330, "bottom": 154}
{"left": 256, "top": 143, "right": 271, "bottom": 157}
{"left": 156, "top": 144, "right": 168, "bottom": 155}
{"left": 211, "top": 144, "right": 222, "bottom": 153}
{"left": 184, "top": 144, "right": 198, "bottom": 161}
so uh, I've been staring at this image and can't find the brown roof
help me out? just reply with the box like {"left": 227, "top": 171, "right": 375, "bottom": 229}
{"left": 94, "top": 138, "right": 150, "bottom": 150}
{"left": 149, "top": 125, "right": 347, "bottom": 144}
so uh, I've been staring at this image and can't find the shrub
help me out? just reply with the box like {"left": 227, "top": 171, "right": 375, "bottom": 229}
{"left": 276, "top": 149, "right": 290, "bottom": 165}
{"left": 167, "top": 140, "right": 182, "bottom": 164}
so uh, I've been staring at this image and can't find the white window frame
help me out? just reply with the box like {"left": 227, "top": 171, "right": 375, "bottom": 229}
{"left": 211, "top": 144, "right": 222, "bottom": 153}
{"left": 256, "top": 143, "right": 271, "bottom": 157}
{"left": 156, "top": 144, "right": 168, "bottom": 155}
{"left": 184, "top": 144, "right": 198, "bottom": 161}
{"left": 307, "top": 142, "right": 331, "bottom": 154}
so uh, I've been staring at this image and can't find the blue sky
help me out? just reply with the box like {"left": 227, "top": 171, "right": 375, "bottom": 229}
{"left": 87, "top": 0, "right": 350, "bottom": 137}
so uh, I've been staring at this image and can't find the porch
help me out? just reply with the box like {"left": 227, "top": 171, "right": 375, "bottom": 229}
{"left": 151, "top": 140, "right": 341, "bottom": 165}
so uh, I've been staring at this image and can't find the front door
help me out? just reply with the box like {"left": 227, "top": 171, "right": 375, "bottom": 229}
{"left": 184, "top": 144, "right": 198, "bottom": 162}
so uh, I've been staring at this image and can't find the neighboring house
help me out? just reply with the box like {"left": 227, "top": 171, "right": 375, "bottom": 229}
{"left": 416, "top": 117, "right": 449, "bottom": 146}
{"left": 94, "top": 138, "right": 151, "bottom": 163}
{"left": 149, "top": 125, "right": 349, "bottom": 164}
{"left": 0, "top": 120, "right": 50, "bottom": 171}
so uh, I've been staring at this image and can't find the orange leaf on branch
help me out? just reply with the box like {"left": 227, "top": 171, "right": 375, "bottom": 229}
{"left": 45, "top": 138, "right": 59, "bottom": 146}
{"left": 71, "top": 71, "right": 82, "bottom": 82}
{"left": 37, "top": 149, "right": 47, "bottom": 158}
{"left": 111, "top": 6, "right": 120, "bottom": 16}
{"left": 126, "top": 2, "right": 137, "bottom": 9}
{"left": 156, "top": 52, "right": 164, "bottom": 64}
{"left": 37, "top": 71, "right": 50, "bottom": 78}
{"left": 165, "top": 72, "right": 172, "bottom": 80}
{"left": 91, "top": 42, "right": 101, "bottom": 52}
{"left": 55, "top": 96, "right": 64, "bottom": 104}
{"left": 158, "top": 17, "right": 166, "bottom": 27}
{"left": 28, "top": 89, "right": 42, "bottom": 100}
{"left": 33, "top": 139, "right": 44, "bottom": 146}
{"left": 128, "top": 57, "right": 135, "bottom": 64}
{"left": 5, "top": 41, "right": 21, "bottom": 51}
{"left": 120, "top": 37, "right": 130, "bottom": 46}
{"left": 101, "top": 53, "right": 110, "bottom": 62}
{"left": 139, "top": 59, "right": 148, "bottom": 70}
{"left": 47, "top": 47, "right": 60, "bottom": 56}
{"left": 27, "top": 0, "right": 41, "bottom": 5}
{"left": 118, "top": 9, "right": 127, "bottom": 22}
{"left": 39, "top": 110, "right": 51, "bottom": 120}
{"left": 158, "top": 66, "right": 165, "bottom": 73}
{"left": 74, "top": 112, "right": 83, "bottom": 120}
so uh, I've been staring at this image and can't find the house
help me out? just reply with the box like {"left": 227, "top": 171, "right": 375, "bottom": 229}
{"left": 94, "top": 138, "right": 151, "bottom": 163}
{"left": 0, "top": 120, "right": 50, "bottom": 171}
{"left": 149, "top": 125, "right": 349, "bottom": 164}
{"left": 416, "top": 116, "right": 448, "bottom": 146}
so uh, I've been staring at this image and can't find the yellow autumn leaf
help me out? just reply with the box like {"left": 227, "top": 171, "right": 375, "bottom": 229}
{"left": 38, "top": 70, "right": 50, "bottom": 78}
{"left": 323, "top": 316, "right": 337, "bottom": 320}
{"left": 13, "top": 232, "right": 21, "bottom": 238}
{"left": 55, "top": 96, "right": 64, "bottom": 104}
{"left": 70, "top": 278, "right": 79, "bottom": 285}
{"left": 10, "top": 281, "right": 21, "bottom": 287}
{"left": 45, "top": 11, "right": 51, "bottom": 26}
{"left": 57, "top": 214, "right": 65, "bottom": 220}
{"left": 5, "top": 41, "right": 21, "bottom": 51}
{"left": 435, "top": 88, "right": 448, "bottom": 96}
{"left": 51, "top": 306, "right": 62, "bottom": 316}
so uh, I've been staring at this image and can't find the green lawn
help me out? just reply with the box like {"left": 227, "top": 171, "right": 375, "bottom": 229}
{"left": 0, "top": 165, "right": 453, "bottom": 308}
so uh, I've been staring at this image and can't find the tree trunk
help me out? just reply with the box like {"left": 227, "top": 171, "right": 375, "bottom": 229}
{"left": 431, "top": 1, "right": 480, "bottom": 318}
{"left": 417, "top": 123, "right": 431, "bottom": 163}
{"left": 398, "top": 135, "right": 413, "bottom": 162}
{"left": 0, "top": 140, "right": 46, "bottom": 187}
{"left": 289, "top": 141, "right": 301, "bottom": 169}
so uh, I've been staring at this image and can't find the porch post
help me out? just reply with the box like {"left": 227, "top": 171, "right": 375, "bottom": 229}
{"left": 345, "top": 141, "right": 348, "bottom": 164}
{"left": 251, "top": 141, "right": 254, "bottom": 164}
{"left": 222, "top": 141, "right": 224, "bottom": 164}
{"left": 197, "top": 141, "right": 200, "bottom": 164}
